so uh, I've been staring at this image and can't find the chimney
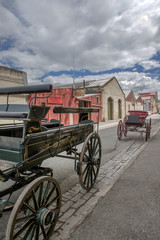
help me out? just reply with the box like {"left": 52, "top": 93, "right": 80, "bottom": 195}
{"left": 83, "top": 80, "right": 85, "bottom": 89}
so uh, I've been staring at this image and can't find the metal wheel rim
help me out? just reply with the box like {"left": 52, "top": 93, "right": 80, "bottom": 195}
{"left": 124, "top": 125, "right": 127, "bottom": 137}
{"left": 145, "top": 123, "right": 149, "bottom": 141}
{"left": 6, "top": 176, "right": 61, "bottom": 240}
{"left": 79, "top": 132, "right": 101, "bottom": 191}
{"left": 117, "top": 120, "right": 122, "bottom": 140}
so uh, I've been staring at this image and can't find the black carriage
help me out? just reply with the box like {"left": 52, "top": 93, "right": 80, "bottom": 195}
{"left": 117, "top": 110, "right": 151, "bottom": 141}
{"left": 0, "top": 84, "right": 101, "bottom": 239}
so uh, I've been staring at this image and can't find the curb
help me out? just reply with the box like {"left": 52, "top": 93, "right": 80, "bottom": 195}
{"left": 52, "top": 126, "right": 160, "bottom": 240}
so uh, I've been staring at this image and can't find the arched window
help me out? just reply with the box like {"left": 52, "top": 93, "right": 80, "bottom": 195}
{"left": 108, "top": 97, "right": 113, "bottom": 120}
{"left": 118, "top": 99, "right": 122, "bottom": 118}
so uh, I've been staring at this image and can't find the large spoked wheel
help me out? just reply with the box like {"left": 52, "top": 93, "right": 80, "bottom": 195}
{"left": 145, "top": 122, "right": 150, "bottom": 142}
{"left": 6, "top": 176, "right": 61, "bottom": 240}
{"left": 124, "top": 125, "right": 127, "bottom": 137}
{"left": 149, "top": 118, "right": 151, "bottom": 130}
{"left": 79, "top": 132, "right": 101, "bottom": 191}
{"left": 117, "top": 120, "right": 123, "bottom": 140}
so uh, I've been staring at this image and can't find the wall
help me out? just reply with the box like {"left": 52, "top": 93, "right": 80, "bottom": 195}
{"left": 0, "top": 66, "right": 27, "bottom": 105}
{"left": 32, "top": 88, "right": 102, "bottom": 125}
{"left": 0, "top": 66, "right": 28, "bottom": 124}
{"left": 77, "top": 93, "right": 102, "bottom": 122}
{"left": 101, "top": 78, "right": 125, "bottom": 120}
{"left": 126, "top": 100, "right": 135, "bottom": 114}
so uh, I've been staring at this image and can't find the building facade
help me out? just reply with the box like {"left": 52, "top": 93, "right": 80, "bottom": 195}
{"left": 30, "top": 87, "right": 101, "bottom": 125}
{"left": 33, "top": 77, "right": 125, "bottom": 125}
{"left": 139, "top": 92, "right": 158, "bottom": 113}
{"left": 124, "top": 90, "right": 143, "bottom": 114}
{"left": 0, "top": 66, "right": 28, "bottom": 105}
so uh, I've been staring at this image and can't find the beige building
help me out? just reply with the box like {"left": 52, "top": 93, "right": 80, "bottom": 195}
{"left": 85, "top": 77, "right": 125, "bottom": 121}
{"left": 135, "top": 95, "right": 143, "bottom": 111}
{"left": 124, "top": 90, "right": 143, "bottom": 114}
{"left": 0, "top": 66, "right": 28, "bottom": 105}
{"left": 51, "top": 77, "right": 126, "bottom": 121}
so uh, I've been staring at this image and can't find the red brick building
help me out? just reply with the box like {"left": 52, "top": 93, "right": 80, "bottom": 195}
{"left": 30, "top": 77, "right": 125, "bottom": 125}
{"left": 30, "top": 87, "right": 101, "bottom": 125}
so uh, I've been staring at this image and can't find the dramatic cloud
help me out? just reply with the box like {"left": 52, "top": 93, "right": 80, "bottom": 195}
{"left": 0, "top": 0, "right": 160, "bottom": 95}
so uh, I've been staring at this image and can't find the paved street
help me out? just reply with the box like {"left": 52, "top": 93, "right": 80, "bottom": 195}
{"left": 69, "top": 122, "right": 160, "bottom": 240}
{"left": 49, "top": 115, "right": 160, "bottom": 240}
{"left": 0, "top": 115, "right": 159, "bottom": 239}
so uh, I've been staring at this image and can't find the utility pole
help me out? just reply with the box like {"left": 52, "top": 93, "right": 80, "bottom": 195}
{"left": 73, "top": 56, "right": 76, "bottom": 96}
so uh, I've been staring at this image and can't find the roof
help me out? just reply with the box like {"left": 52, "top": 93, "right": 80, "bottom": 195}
{"left": 123, "top": 90, "right": 131, "bottom": 97}
{"left": 55, "top": 77, "right": 116, "bottom": 89}
{"left": 54, "top": 77, "right": 124, "bottom": 95}
{"left": 141, "top": 96, "right": 151, "bottom": 100}
{"left": 140, "top": 92, "right": 157, "bottom": 96}
{"left": 86, "top": 79, "right": 110, "bottom": 88}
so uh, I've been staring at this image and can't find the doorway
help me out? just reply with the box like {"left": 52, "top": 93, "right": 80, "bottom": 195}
{"left": 108, "top": 97, "right": 113, "bottom": 120}
{"left": 118, "top": 99, "right": 122, "bottom": 118}
{"left": 79, "top": 101, "right": 89, "bottom": 122}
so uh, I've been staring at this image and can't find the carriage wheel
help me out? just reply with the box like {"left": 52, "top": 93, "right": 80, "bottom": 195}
{"left": 124, "top": 125, "right": 127, "bottom": 137}
{"left": 117, "top": 120, "right": 123, "bottom": 140}
{"left": 79, "top": 132, "right": 101, "bottom": 191}
{"left": 149, "top": 118, "right": 151, "bottom": 130}
{"left": 145, "top": 122, "right": 150, "bottom": 142}
{"left": 6, "top": 176, "right": 61, "bottom": 240}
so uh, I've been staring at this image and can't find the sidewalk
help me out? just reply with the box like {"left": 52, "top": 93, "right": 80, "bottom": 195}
{"left": 69, "top": 129, "right": 160, "bottom": 240}
{"left": 52, "top": 122, "right": 160, "bottom": 240}
{"left": 99, "top": 120, "right": 119, "bottom": 130}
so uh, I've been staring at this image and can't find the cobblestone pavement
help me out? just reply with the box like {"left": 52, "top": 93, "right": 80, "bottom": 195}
{"left": 51, "top": 121, "right": 160, "bottom": 240}
{"left": 0, "top": 118, "right": 159, "bottom": 240}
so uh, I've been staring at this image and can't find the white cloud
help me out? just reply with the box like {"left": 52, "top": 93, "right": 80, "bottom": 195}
{"left": 0, "top": 0, "right": 160, "bottom": 87}
{"left": 140, "top": 60, "right": 160, "bottom": 70}
{"left": 42, "top": 70, "right": 160, "bottom": 98}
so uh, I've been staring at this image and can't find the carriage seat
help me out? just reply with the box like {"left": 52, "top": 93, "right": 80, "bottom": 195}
{"left": 0, "top": 111, "right": 28, "bottom": 119}
{"left": 125, "top": 115, "right": 143, "bottom": 126}
{"left": 0, "top": 104, "right": 50, "bottom": 120}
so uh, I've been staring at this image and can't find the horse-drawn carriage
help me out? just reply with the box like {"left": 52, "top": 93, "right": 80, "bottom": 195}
{"left": 0, "top": 84, "right": 101, "bottom": 239}
{"left": 117, "top": 110, "right": 151, "bottom": 141}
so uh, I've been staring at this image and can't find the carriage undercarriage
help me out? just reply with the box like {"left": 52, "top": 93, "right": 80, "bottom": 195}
{"left": 117, "top": 110, "right": 151, "bottom": 142}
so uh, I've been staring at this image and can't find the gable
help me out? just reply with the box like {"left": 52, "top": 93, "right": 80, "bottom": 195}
{"left": 136, "top": 96, "right": 143, "bottom": 104}
{"left": 126, "top": 91, "right": 136, "bottom": 103}
{"left": 103, "top": 77, "right": 125, "bottom": 97}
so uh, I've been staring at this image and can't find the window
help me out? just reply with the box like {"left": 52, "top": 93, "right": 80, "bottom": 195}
{"left": 96, "top": 96, "right": 99, "bottom": 104}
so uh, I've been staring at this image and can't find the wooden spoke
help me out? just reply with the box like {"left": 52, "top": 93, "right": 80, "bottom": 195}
{"left": 14, "top": 220, "right": 34, "bottom": 238}
{"left": 31, "top": 190, "right": 39, "bottom": 210}
{"left": 38, "top": 182, "right": 43, "bottom": 207}
{"left": 44, "top": 185, "right": 56, "bottom": 207}
{"left": 41, "top": 225, "right": 47, "bottom": 239}
{"left": 42, "top": 181, "right": 51, "bottom": 206}
{"left": 16, "top": 215, "right": 35, "bottom": 223}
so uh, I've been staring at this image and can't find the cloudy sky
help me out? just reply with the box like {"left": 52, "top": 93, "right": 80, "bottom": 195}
{"left": 0, "top": 0, "right": 160, "bottom": 95}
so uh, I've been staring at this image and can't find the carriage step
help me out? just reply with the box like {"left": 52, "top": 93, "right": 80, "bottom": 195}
{"left": 0, "top": 199, "right": 14, "bottom": 217}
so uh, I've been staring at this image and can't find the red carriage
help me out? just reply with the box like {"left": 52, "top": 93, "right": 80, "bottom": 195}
{"left": 117, "top": 110, "right": 151, "bottom": 141}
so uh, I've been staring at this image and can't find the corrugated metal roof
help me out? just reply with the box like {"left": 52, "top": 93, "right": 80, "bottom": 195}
{"left": 87, "top": 79, "right": 110, "bottom": 87}
{"left": 140, "top": 92, "right": 157, "bottom": 96}
{"left": 141, "top": 96, "right": 151, "bottom": 100}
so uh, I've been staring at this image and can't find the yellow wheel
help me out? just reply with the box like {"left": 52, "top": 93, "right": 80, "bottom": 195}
{"left": 6, "top": 176, "right": 61, "bottom": 240}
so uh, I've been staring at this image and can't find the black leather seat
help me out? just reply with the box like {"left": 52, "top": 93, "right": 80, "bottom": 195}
{"left": 0, "top": 111, "right": 28, "bottom": 119}
{"left": 126, "top": 115, "right": 143, "bottom": 126}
